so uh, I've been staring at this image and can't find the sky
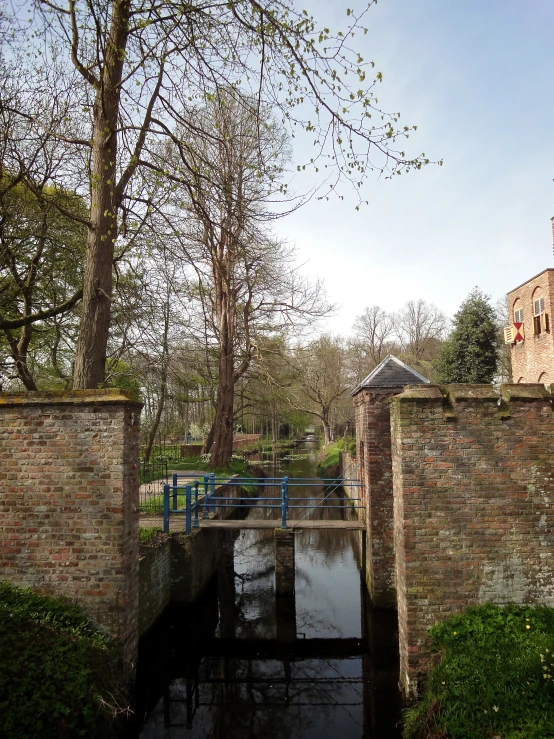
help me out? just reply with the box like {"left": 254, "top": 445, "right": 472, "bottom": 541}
{"left": 274, "top": 0, "right": 554, "bottom": 335}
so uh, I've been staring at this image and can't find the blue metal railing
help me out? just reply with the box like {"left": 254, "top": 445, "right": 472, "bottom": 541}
{"left": 162, "top": 473, "right": 363, "bottom": 534}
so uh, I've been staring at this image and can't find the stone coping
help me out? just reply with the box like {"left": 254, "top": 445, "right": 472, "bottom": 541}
{"left": 392, "top": 385, "right": 443, "bottom": 401}
{"left": 394, "top": 383, "right": 552, "bottom": 404}
{"left": 500, "top": 384, "right": 552, "bottom": 401}
{"left": 0, "top": 388, "right": 143, "bottom": 407}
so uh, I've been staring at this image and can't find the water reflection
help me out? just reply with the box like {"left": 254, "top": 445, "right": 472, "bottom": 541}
{"left": 135, "top": 440, "right": 400, "bottom": 739}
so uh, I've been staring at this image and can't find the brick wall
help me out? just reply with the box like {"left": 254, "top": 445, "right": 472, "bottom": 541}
{"left": 139, "top": 541, "right": 171, "bottom": 636}
{"left": 508, "top": 268, "right": 554, "bottom": 384}
{"left": 0, "top": 390, "right": 142, "bottom": 668}
{"left": 391, "top": 383, "right": 554, "bottom": 698}
{"left": 354, "top": 387, "right": 402, "bottom": 606}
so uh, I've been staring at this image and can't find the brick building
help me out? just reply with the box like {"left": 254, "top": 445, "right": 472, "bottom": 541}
{"left": 507, "top": 268, "right": 554, "bottom": 386}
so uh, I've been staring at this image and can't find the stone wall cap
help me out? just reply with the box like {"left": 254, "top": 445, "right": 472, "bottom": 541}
{"left": 0, "top": 388, "right": 143, "bottom": 408}
{"left": 393, "top": 385, "right": 444, "bottom": 401}
{"left": 500, "top": 383, "right": 552, "bottom": 402}
{"left": 445, "top": 384, "right": 498, "bottom": 402}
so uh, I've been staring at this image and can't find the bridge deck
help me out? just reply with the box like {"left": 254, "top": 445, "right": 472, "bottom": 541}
{"left": 140, "top": 516, "right": 365, "bottom": 531}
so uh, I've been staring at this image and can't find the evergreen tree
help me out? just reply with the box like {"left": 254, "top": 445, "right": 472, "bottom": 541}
{"left": 434, "top": 288, "right": 499, "bottom": 383}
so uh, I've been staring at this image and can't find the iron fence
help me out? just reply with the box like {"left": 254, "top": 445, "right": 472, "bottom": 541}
{"left": 139, "top": 459, "right": 168, "bottom": 514}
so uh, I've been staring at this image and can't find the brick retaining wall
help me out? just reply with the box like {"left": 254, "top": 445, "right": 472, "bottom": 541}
{"left": 0, "top": 390, "right": 142, "bottom": 668}
{"left": 391, "top": 383, "right": 554, "bottom": 698}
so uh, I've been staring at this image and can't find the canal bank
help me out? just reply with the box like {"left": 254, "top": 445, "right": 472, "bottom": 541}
{"left": 132, "top": 439, "right": 401, "bottom": 738}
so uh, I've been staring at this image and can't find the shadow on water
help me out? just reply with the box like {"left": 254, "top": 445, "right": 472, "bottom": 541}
{"left": 133, "top": 438, "right": 402, "bottom": 738}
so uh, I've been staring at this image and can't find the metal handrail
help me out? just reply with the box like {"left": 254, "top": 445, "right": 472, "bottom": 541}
{"left": 162, "top": 467, "right": 362, "bottom": 534}
{"left": 290, "top": 461, "right": 360, "bottom": 529}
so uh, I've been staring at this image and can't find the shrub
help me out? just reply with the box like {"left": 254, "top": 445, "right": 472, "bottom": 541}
{"left": 403, "top": 604, "right": 554, "bottom": 739}
{"left": 0, "top": 582, "right": 129, "bottom": 739}
{"left": 348, "top": 441, "right": 357, "bottom": 456}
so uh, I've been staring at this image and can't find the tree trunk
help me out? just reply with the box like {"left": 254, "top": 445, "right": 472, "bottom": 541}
{"left": 143, "top": 384, "right": 166, "bottom": 463}
{"left": 211, "top": 348, "right": 235, "bottom": 467}
{"left": 203, "top": 420, "right": 215, "bottom": 456}
{"left": 142, "top": 299, "right": 170, "bottom": 462}
{"left": 5, "top": 327, "right": 37, "bottom": 391}
{"left": 73, "top": 0, "right": 130, "bottom": 389}
{"left": 323, "top": 420, "right": 331, "bottom": 446}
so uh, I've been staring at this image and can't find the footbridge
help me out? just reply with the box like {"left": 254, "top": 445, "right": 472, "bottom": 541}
{"left": 160, "top": 474, "right": 365, "bottom": 533}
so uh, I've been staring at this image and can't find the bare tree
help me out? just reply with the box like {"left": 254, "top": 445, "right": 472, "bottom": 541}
{"left": 144, "top": 92, "right": 328, "bottom": 466}
{"left": 5, "top": 0, "right": 433, "bottom": 388}
{"left": 288, "top": 335, "right": 350, "bottom": 446}
{"left": 352, "top": 304, "right": 395, "bottom": 369}
{"left": 495, "top": 296, "right": 512, "bottom": 384}
{"left": 394, "top": 299, "right": 449, "bottom": 362}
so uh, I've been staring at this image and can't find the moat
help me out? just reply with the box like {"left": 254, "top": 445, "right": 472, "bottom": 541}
{"left": 133, "top": 441, "right": 401, "bottom": 738}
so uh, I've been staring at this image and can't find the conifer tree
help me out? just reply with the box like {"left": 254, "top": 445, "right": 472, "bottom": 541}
{"left": 434, "top": 288, "right": 499, "bottom": 383}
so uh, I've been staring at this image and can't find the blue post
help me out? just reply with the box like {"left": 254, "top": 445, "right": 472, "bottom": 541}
{"left": 210, "top": 473, "right": 216, "bottom": 514}
{"left": 185, "top": 484, "right": 192, "bottom": 534}
{"left": 281, "top": 476, "right": 289, "bottom": 529}
{"left": 203, "top": 475, "right": 209, "bottom": 519}
{"left": 172, "top": 473, "right": 178, "bottom": 511}
{"left": 163, "top": 484, "right": 170, "bottom": 533}
{"left": 193, "top": 481, "right": 200, "bottom": 528}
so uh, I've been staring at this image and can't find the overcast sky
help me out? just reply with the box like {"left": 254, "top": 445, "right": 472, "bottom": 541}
{"left": 275, "top": 0, "right": 554, "bottom": 335}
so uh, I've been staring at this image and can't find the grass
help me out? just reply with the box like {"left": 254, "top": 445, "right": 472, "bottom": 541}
{"left": 316, "top": 440, "right": 342, "bottom": 478}
{"left": 139, "top": 458, "right": 258, "bottom": 514}
{"left": 169, "top": 455, "right": 253, "bottom": 478}
{"left": 0, "top": 582, "right": 128, "bottom": 739}
{"left": 139, "top": 526, "right": 163, "bottom": 545}
{"left": 403, "top": 604, "right": 554, "bottom": 739}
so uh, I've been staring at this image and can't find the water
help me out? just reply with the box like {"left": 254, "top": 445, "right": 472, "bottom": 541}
{"left": 134, "top": 439, "right": 401, "bottom": 738}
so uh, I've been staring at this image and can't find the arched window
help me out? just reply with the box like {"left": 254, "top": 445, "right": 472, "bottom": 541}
{"left": 531, "top": 287, "right": 549, "bottom": 335}
{"left": 517, "top": 377, "right": 525, "bottom": 384}
{"left": 513, "top": 297, "right": 523, "bottom": 324}
{"left": 538, "top": 372, "right": 551, "bottom": 388}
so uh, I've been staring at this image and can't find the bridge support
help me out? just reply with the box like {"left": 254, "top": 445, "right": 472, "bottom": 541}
{"left": 274, "top": 529, "right": 296, "bottom": 643}
{"left": 218, "top": 530, "right": 237, "bottom": 638}
{"left": 274, "top": 529, "right": 295, "bottom": 595}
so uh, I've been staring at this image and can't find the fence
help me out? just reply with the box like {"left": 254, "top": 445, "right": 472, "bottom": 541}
{"left": 163, "top": 473, "right": 363, "bottom": 534}
{"left": 139, "top": 459, "right": 168, "bottom": 514}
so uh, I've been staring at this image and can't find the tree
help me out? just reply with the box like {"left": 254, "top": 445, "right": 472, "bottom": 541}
{"left": 395, "top": 299, "right": 448, "bottom": 361}
{"left": 6, "top": 0, "right": 433, "bottom": 388}
{"left": 434, "top": 288, "right": 499, "bottom": 384}
{"left": 152, "top": 91, "right": 328, "bottom": 466}
{"left": 352, "top": 304, "right": 394, "bottom": 369}
{"left": 0, "top": 177, "right": 86, "bottom": 389}
{"left": 495, "top": 296, "right": 512, "bottom": 384}
{"left": 288, "top": 335, "right": 350, "bottom": 445}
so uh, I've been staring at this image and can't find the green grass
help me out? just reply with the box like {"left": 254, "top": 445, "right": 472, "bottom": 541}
{"left": 169, "top": 456, "right": 253, "bottom": 478}
{"left": 139, "top": 526, "right": 163, "bottom": 545}
{"left": 403, "top": 604, "right": 554, "bottom": 739}
{"left": 316, "top": 441, "right": 342, "bottom": 478}
{"left": 0, "top": 582, "right": 127, "bottom": 739}
{"left": 139, "top": 459, "right": 257, "bottom": 514}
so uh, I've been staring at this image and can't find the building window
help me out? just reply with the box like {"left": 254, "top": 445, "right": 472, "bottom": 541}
{"left": 534, "top": 297, "right": 545, "bottom": 316}
{"left": 514, "top": 307, "right": 524, "bottom": 324}
{"left": 533, "top": 296, "right": 549, "bottom": 335}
